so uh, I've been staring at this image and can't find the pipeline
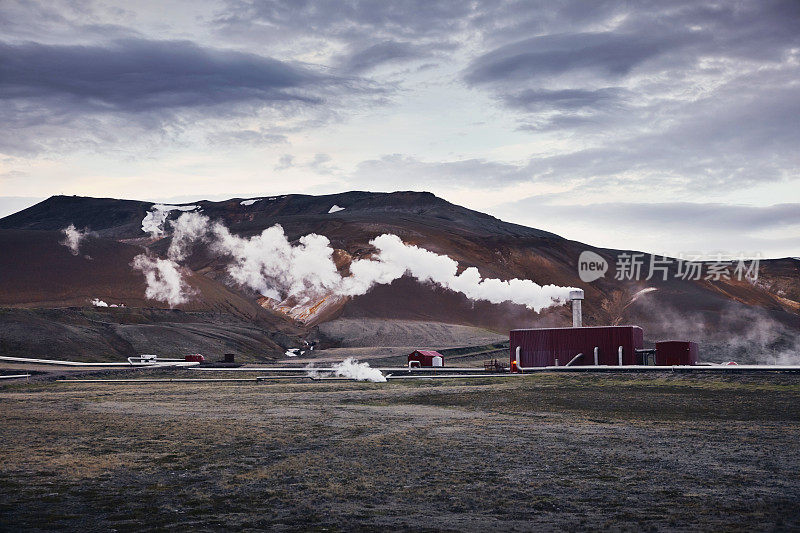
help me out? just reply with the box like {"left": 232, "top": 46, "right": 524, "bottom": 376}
{"left": 0, "top": 355, "right": 198, "bottom": 368}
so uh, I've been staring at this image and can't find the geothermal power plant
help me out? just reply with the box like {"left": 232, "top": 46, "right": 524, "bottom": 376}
{"left": 0, "top": 195, "right": 795, "bottom": 380}
{"left": 6, "top": 287, "right": 792, "bottom": 382}
{"left": 509, "top": 290, "right": 699, "bottom": 371}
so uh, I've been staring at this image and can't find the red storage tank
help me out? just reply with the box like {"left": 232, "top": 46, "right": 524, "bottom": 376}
{"left": 510, "top": 326, "right": 644, "bottom": 367}
{"left": 185, "top": 353, "right": 205, "bottom": 363}
{"left": 655, "top": 341, "right": 698, "bottom": 366}
{"left": 408, "top": 350, "right": 444, "bottom": 367}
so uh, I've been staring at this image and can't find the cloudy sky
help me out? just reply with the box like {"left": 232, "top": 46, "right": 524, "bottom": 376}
{"left": 1, "top": 0, "right": 798, "bottom": 258}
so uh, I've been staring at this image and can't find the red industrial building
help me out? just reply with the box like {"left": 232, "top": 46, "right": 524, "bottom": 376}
{"left": 510, "top": 326, "right": 644, "bottom": 367}
{"left": 508, "top": 291, "right": 700, "bottom": 368}
{"left": 408, "top": 350, "right": 444, "bottom": 367}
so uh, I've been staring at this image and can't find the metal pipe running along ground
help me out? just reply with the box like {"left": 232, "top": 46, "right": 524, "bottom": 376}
{"left": 193, "top": 366, "right": 489, "bottom": 373}
{"left": 57, "top": 378, "right": 262, "bottom": 383}
{"left": 309, "top": 373, "right": 523, "bottom": 381}
{"left": 519, "top": 365, "right": 800, "bottom": 373}
{"left": 56, "top": 373, "right": 527, "bottom": 384}
{"left": 0, "top": 355, "right": 199, "bottom": 368}
{"left": 56, "top": 375, "right": 315, "bottom": 383}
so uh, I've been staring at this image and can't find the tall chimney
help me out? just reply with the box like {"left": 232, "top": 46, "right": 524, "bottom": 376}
{"left": 570, "top": 289, "right": 584, "bottom": 327}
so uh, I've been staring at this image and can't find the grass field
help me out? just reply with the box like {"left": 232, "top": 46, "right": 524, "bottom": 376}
{"left": 1, "top": 371, "right": 798, "bottom": 531}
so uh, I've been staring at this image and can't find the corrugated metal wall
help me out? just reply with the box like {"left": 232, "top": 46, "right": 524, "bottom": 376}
{"left": 510, "top": 326, "right": 644, "bottom": 367}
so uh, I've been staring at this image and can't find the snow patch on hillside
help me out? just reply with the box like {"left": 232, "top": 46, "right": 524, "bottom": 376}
{"left": 328, "top": 205, "right": 345, "bottom": 213}
{"left": 240, "top": 199, "right": 262, "bottom": 206}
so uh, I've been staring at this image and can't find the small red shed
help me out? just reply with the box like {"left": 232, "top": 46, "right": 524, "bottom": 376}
{"left": 408, "top": 350, "right": 444, "bottom": 367}
{"left": 655, "top": 341, "right": 698, "bottom": 366}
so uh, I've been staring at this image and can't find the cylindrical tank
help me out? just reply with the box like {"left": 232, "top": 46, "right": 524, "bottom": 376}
{"left": 655, "top": 341, "right": 698, "bottom": 366}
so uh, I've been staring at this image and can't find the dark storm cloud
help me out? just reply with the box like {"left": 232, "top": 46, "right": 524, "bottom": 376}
{"left": 0, "top": 37, "right": 380, "bottom": 155}
{"left": 0, "top": 39, "right": 339, "bottom": 112}
{"left": 448, "top": 0, "right": 800, "bottom": 191}
{"left": 463, "top": 0, "right": 800, "bottom": 104}
{"left": 526, "top": 84, "right": 800, "bottom": 188}
{"left": 343, "top": 41, "right": 419, "bottom": 73}
{"left": 464, "top": 31, "right": 692, "bottom": 85}
{"left": 338, "top": 40, "right": 455, "bottom": 73}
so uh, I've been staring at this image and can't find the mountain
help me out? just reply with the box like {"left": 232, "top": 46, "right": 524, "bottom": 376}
{"left": 0, "top": 192, "right": 797, "bottom": 363}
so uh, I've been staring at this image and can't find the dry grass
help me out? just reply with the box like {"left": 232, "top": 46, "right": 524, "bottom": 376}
{"left": 0, "top": 371, "right": 798, "bottom": 531}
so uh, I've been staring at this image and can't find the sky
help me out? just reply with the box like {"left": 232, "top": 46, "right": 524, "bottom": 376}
{"left": 0, "top": 0, "right": 798, "bottom": 258}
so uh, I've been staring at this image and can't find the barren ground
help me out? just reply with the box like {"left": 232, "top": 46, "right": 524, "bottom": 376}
{"left": 317, "top": 318, "right": 506, "bottom": 349}
{"left": 0, "top": 371, "right": 798, "bottom": 531}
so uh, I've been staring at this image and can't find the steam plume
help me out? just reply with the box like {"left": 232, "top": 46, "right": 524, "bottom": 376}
{"left": 168, "top": 211, "right": 211, "bottom": 261}
{"left": 160, "top": 212, "right": 575, "bottom": 311}
{"left": 131, "top": 254, "right": 194, "bottom": 307}
{"left": 341, "top": 234, "right": 575, "bottom": 311}
{"left": 210, "top": 220, "right": 341, "bottom": 301}
{"left": 630, "top": 287, "right": 658, "bottom": 303}
{"left": 141, "top": 204, "right": 200, "bottom": 238}
{"left": 331, "top": 358, "right": 386, "bottom": 382}
{"left": 60, "top": 224, "right": 86, "bottom": 255}
{"left": 91, "top": 298, "right": 108, "bottom": 307}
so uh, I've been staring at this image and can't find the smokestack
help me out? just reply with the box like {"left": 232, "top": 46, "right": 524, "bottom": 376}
{"left": 570, "top": 289, "right": 584, "bottom": 327}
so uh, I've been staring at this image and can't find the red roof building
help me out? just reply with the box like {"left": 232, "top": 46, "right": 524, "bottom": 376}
{"left": 408, "top": 350, "right": 444, "bottom": 367}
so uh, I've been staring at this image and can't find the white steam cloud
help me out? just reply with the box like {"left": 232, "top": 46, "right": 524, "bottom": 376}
{"left": 159, "top": 212, "right": 575, "bottom": 311}
{"left": 332, "top": 358, "right": 386, "bottom": 382}
{"left": 634, "top": 299, "right": 800, "bottom": 365}
{"left": 60, "top": 224, "right": 86, "bottom": 255}
{"left": 630, "top": 287, "right": 658, "bottom": 303}
{"left": 340, "top": 234, "right": 575, "bottom": 311}
{"left": 141, "top": 204, "right": 200, "bottom": 238}
{"left": 91, "top": 298, "right": 108, "bottom": 307}
{"left": 131, "top": 254, "right": 194, "bottom": 307}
